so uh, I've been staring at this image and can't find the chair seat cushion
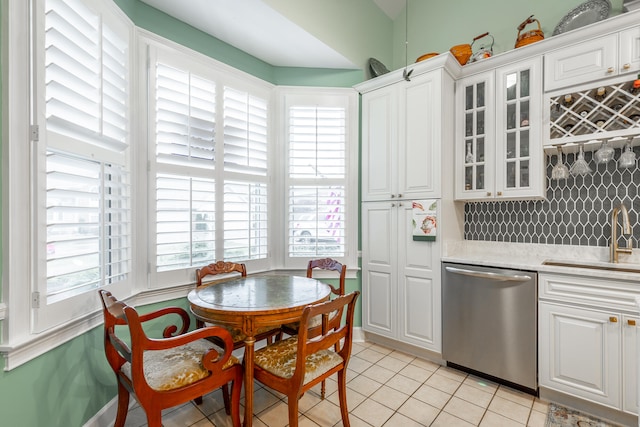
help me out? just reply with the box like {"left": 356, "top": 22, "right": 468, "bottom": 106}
{"left": 122, "top": 338, "right": 239, "bottom": 391}
{"left": 254, "top": 336, "right": 343, "bottom": 384}
{"left": 282, "top": 309, "right": 339, "bottom": 332}
{"left": 204, "top": 323, "right": 278, "bottom": 343}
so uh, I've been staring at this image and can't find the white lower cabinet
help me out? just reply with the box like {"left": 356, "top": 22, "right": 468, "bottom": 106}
{"left": 539, "top": 302, "right": 621, "bottom": 408}
{"left": 538, "top": 273, "right": 639, "bottom": 415}
{"left": 361, "top": 201, "right": 441, "bottom": 352}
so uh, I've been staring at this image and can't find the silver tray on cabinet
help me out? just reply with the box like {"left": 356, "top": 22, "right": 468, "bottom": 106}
{"left": 552, "top": 0, "right": 611, "bottom": 36}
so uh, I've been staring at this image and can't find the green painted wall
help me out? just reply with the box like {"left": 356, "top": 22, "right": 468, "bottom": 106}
{"left": 392, "top": 0, "right": 624, "bottom": 71}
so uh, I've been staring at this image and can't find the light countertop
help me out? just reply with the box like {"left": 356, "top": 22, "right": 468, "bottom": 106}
{"left": 443, "top": 240, "right": 640, "bottom": 282}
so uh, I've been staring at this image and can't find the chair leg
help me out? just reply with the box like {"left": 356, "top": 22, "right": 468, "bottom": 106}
{"left": 229, "top": 371, "right": 243, "bottom": 427}
{"left": 321, "top": 379, "right": 326, "bottom": 399}
{"left": 194, "top": 396, "right": 203, "bottom": 405}
{"left": 146, "top": 411, "right": 162, "bottom": 427}
{"left": 222, "top": 383, "right": 231, "bottom": 415}
{"left": 114, "top": 382, "right": 129, "bottom": 427}
{"left": 287, "top": 394, "right": 300, "bottom": 427}
{"left": 337, "top": 370, "right": 351, "bottom": 427}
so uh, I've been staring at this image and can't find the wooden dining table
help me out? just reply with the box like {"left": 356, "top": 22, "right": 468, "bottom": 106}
{"left": 188, "top": 274, "right": 332, "bottom": 427}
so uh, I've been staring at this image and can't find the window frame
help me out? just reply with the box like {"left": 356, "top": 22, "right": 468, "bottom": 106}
{"left": 141, "top": 32, "right": 276, "bottom": 290}
{"left": 276, "top": 87, "right": 359, "bottom": 271}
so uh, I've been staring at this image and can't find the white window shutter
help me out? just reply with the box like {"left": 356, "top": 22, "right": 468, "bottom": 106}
{"left": 287, "top": 105, "right": 347, "bottom": 258}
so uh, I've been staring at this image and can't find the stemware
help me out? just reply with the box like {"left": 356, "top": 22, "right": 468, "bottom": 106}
{"left": 551, "top": 146, "right": 570, "bottom": 180}
{"left": 618, "top": 140, "right": 636, "bottom": 169}
{"left": 570, "top": 143, "right": 592, "bottom": 176}
{"left": 594, "top": 138, "right": 614, "bottom": 164}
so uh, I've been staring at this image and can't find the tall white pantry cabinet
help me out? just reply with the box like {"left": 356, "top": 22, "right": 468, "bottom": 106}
{"left": 356, "top": 56, "right": 463, "bottom": 357}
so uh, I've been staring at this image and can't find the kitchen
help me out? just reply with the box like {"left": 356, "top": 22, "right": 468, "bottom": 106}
{"left": 1, "top": 0, "right": 640, "bottom": 426}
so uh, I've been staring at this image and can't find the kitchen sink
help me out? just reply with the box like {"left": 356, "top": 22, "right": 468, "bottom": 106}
{"left": 542, "top": 259, "right": 640, "bottom": 273}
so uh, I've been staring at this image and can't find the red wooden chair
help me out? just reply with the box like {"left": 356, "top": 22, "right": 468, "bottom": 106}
{"left": 253, "top": 291, "right": 360, "bottom": 427}
{"left": 99, "top": 290, "right": 242, "bottom": 427}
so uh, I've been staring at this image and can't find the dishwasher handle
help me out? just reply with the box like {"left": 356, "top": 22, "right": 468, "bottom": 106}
{"left": 445, "top": 266, "right": 532, "bottom": 282}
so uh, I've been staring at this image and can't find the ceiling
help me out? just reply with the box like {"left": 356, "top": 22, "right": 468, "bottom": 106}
{"left": 140, "top": 0, "right": 405, "bottom": 69}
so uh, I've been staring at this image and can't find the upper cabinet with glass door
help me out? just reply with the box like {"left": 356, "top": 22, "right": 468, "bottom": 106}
{"left": 455, "top": 72, "right": 495, "bottom": 200}
{"left": 495, "top": 58, "right": 543, "bottom": 200}
{"left": 455, "top": 57, "right": 544, "bottom": 201}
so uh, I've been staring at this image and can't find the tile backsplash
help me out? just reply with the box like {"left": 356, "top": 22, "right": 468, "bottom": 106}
{"left": 464, "top": 146, "right": 640, "bottom": 246}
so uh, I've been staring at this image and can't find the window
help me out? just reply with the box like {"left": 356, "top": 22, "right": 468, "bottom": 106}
{"left": 148, "top": 44, "right": 272, "bottom": 287}
{"left": 281, "top": 89, "right": 358, "bottom": 269}
{"left": 32, "top": 0, "right": 132, "bottom": 331}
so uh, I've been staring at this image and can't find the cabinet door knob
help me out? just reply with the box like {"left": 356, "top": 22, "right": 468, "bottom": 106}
{"left": 398, "top": 194, "right": 402, "bottom": 198}
{"left": 609, "top": 316, "right": 618, "bottom": 323}
{"left": 391, "top": 203, "right": 396, "bottom": 207}
{"left": 623, "top": 63, "right": 631, "bottom": 70}
{"left": 390, "top": 194, "right": 396, "bottom": 198}
{"left": 486, "top": 192, "right": 492, "bottom": 196}
{"left": 629, "top": 319, "right": 637, "bottom": 326}
{"left": 497, "top": 191, "right": 503, "bottom": 196}
{"left": 607, "top": 67, "right": 615, "bottom": 74}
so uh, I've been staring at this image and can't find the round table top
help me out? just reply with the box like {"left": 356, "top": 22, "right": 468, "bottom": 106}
{"left": 188, "top": 274, "right": 331, "bottom": 315}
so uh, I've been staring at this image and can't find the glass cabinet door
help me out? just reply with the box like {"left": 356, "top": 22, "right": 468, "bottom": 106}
{"left": 463, "top": 81, "right": 487, "bottom": 192}
{"left": 495, "top": 56, "right": 542, "bottom": 199}
{"left": 503, "top": 68, "right": 531, "bottom": 190}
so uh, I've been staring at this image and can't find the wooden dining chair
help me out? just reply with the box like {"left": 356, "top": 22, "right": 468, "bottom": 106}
{"left": 280, "top": 258, "right": 346, "bottom": 337}
{"left": 99, "top": 290, "right": 242, "bottom": 427}
{"left": 278, "top": 258, "right": 347, "bottom": 398}
{"left": 195, "top": 261, "right": 282, "bottom": 348}
{"left": 281, "top": 258, "right": 347, "bottom": 337}
{"left": 252, "top": 291, "right": 360, "bottom": 427}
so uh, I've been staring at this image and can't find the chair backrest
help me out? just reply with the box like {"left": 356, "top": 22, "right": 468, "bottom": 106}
{"left": 99, "top": 290, "right": 192, "bottom": 389}
{"left": 196, "top": 261, "right": 247, "bottom": 287}
{"left": 306, "top": 258, "right": 346, "bottom": 296}
{"left": 100, "top": 290, "right": 131, "bottom": 375}
{"left": 294, "top": 291, "right": 360, "bottom": 383}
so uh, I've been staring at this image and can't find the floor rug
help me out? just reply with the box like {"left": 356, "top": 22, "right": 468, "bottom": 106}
{"left": 546, "top": 402, "right": 622, "bottom": 426}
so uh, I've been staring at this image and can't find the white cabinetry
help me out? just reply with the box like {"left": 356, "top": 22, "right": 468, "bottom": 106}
{"left": 544, "top": 26, "right": 640, "bottom": 92}
{"left": 357, "top": 57, "right": 460, "bottom": 355}
{"left": 538, "top": 272, "right": 640, "bottom": 415}
{"left": 455, "top": 57, "right": 544, "bottom": 201}
{"left": 539, "top": 302, "right": 621, "bottom": 408}
{"left": 361, "top": 70, "right": 442, "bottom": 202}
{"left": 361, "top": 202, "right": 441, "bottom": 351}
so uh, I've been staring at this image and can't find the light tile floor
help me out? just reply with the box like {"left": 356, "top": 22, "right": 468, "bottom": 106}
{"left": 121, "top": 341, "right": 581, "bottom": 427}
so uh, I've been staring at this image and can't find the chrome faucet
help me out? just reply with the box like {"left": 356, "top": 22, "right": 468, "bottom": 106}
{"left": 610, "top": 203, "right": 633, "bottom": 263}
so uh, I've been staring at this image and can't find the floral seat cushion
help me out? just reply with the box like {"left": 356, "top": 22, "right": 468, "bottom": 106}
{"left": 253, "top": 336, "right": 344, "bottom": 383}
{"left": 121, "top": 338, "right": 239, "bottom": 391}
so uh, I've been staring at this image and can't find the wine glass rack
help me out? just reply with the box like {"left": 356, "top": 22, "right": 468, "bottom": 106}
{"left": 547, "top": 79, "right": 640, "bottom": 151}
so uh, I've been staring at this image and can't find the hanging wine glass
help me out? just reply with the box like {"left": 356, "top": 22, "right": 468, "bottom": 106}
{"left": 594, "top": 138, "right": 614, "bottom": 164}
{"left": 618, "top": 139, "right": 636, "bottom": 169}
{"left": 551, "top": 146, "right": 569, "bottom": 180}
{"left": 570, "top": 143, "right": 592, "bottom": 176}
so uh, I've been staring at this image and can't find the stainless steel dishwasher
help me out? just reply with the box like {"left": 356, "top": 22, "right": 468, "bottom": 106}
{"left": 442, "top": 262, "right": 538, "bottom": 394}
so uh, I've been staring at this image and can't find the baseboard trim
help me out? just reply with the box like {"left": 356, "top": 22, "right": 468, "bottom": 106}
{"left": 83, "top": 395, "right": 132, "bottom": 427}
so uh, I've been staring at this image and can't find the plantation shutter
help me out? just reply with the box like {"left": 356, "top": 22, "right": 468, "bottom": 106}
{"left": 36, "top": 0, "right": 132, "bottom": 330}
{"left": 287, "top": 106, "right": 346, "bottom": 257}
{"left": 222, "top": 87, "right": 269, "bottom": 260}
{"left": 154, "top": 61, "right": 217, "bottom": 271}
